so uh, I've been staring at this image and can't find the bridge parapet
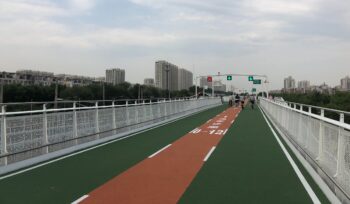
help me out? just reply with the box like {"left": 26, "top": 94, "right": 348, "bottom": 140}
{"left": 260, "top": 98, "right": 350, "bottom": 203}
{"left": 0, "top": 98, "right": 221, "bottom": 174}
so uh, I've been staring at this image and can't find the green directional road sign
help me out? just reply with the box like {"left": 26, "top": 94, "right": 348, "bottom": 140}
{"left": 227, "top": 75, "right": 232, "bottom": 81}
{"left": 253, "top": 79, "right": 262, "bottom": 84}
{"left": 248, "top": 76, "right": 254, "bottom": 81}
{"left": 252, "top": 88, "right": 256, "bottom": 92}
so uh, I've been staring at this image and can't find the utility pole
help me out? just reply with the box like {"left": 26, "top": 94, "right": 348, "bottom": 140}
{"left": 0, "top": 81, "right": 3, "bottom": 104}
{"left": 138, "top": 84, "right": 141, "bottom": 101}
{"left": 141, "top": 85, "right": 143, "bottom": 100}
{"left": 54, "top": 82, "right": 58, "bottom": 109}
{"left": 102, "top": 82, "right": 105, "bottom": 105}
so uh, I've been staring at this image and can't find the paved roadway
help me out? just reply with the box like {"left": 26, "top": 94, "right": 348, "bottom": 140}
{"left": 0, "top": 104, "right": 330, "bottom": 204}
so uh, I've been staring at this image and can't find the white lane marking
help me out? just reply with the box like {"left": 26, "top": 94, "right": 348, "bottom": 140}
{"left": 0, "top": 113, "right": 192, "bottom": 181}
{"left": 223, "top": 129, "right": 228, "bottom": 135}
{"left": 206, "top": 119, "right": 212, "bottom": 123}
{"left": 235, "top": 114, "right": 238, "bottom": 117}
{"left": 148, "top": 144, "right": 172, "bottom": 158}
{"left": 203, "top": 146, "right": 216, "bottom": 162}
{"left": 72, "top": 195, "right": 89, "bottom": 204}
{"left": 259, "top": 106, "right": 321, "bottom": 204}
{"left": 231, "top": 120, "right": 234, "bottom": 124}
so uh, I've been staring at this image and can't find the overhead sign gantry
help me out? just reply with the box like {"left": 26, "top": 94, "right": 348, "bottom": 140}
{"left": 195, "top": 73, "right": 269, "bottom": 98}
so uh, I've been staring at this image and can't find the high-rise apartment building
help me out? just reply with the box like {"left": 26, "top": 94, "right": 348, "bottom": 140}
{"left": 155, "top": 61, "right": 179, "bottom": 91}
{"left": 144, "top": 78, "right": 155, "bottom": 87}
{"left": 178, "top": 68, "right": 193, "bottom": 90}
{"left": 106, "top": 68, "right": 125, "bottom": 85}
{"left": 341, "top": 76, "right": 350, "bottom": 91}
{"left": 284, "top": 76, "right": 295, "bottom": 90}
{"left": 298, "top": 80, "right": 310, "bottom": 89}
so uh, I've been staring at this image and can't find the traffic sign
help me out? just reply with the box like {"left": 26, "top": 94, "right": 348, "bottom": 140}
{"left": 227, "top": 75, "right": 232, "bottom": 81}
{"left": 248, "top": 76, "right": 254, "bottom": 81}
{"left": 252, "top": 88, "right": 256, "bottom": 92}
{"left": 207, "top": 76, "right": 212, "bottom": 82}
{"left": 253, "top": 79, "right": 261, "bottom": 84}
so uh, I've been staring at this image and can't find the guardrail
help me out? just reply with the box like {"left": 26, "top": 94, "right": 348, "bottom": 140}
{"left": 260, "top": 98, "right": 350, "bottom": 202}
{"left": 0, "top": 98, "right": 221, "bottom": 169}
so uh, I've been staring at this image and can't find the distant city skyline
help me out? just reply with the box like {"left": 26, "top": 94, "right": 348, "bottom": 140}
{"left": 0, "top": 0, "right": 349, "bottom": 90}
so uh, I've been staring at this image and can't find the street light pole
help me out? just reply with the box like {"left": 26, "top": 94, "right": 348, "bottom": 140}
{"left": 212, "top": 80, "right": 214, "bottom": 97}
{"left": 165, "top": 64, "right": 170, "bottom": 100}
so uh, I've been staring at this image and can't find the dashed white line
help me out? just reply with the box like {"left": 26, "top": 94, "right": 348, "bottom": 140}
{"left": 71, "top": 195, "right": 89, "bottom": 204}
{"left": 206, "top": 119, "right": 212, "bottom": 123}
{"left": 231, "top": 120, "right": 234, "bottom": 124}
{"left": 223, "top": 129, "right": 228, "bottom": 135}
{"left": 203, "top": 146, "right": 216, "bottom": 162}
{"left": 148, "top": 144, "right": 172, "bottom": 158}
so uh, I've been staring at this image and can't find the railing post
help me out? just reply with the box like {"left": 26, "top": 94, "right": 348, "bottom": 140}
{"left": 142, "top": 100, "right": 146, "bottom": 122}
{"left": 135, "top": 100, "right": 139, "bottom": 124}
{"left": 95, "top": 102, "right": 100, "bottom": 138}
{"left": 317, "top": 109, "right": 325, "bottom": 162}
{"left": 149, "top": 100, "right": 153, "bottom": 121}
{"left": 126, "top": 101, "right": 130, "bottom": 126}
{"left": 165, "top": 99, "right": 168, "bottom": 116}
{"left": 334, "top": 113, "right": 345, "bottom": 178}
{"left": 1, "top": 105, "right": 7, "bottom": 155}
{"left": 72, "top": 102, "right": 78, "bottom": 144}
{"left": 305, "top": 106, "right": 312, "bottom": 149}
{"left": 42, "top": 104, "right": 49, "bottom": 153}
{"left": 112, "top": 101, "right": 117, "bottom": 135}
{"left": 157, "top": 99, "right": 161, "bottom": 118}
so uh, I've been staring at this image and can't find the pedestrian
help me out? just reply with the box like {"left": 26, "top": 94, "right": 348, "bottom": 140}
{"left": 250, "top": 95, "right": 256, "bottom": 109}
{"left": 240, "top": 94, "right": 245, "bottom": 109}
{"left": 235, "top": 94, "right": 240, "bottom": 107}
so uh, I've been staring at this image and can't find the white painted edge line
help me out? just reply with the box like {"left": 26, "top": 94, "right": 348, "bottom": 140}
{"left": 72, "top": 195, "right": 89, "bottom": 204}
{"left": 231, "top": 120, "right": 234, "bottom": 124}
{"left": 264, "top": 109, "right": 342, "bottom": 204}
{"left": 0, "top": 106, "right": 214, "bottom": 181}
{"left": 203, "top": 146, "right": 216, "bottom": 162}
{"left": 223, "top": 129, "right": 228, "bottom": 135}
{"left": 258, "top": 106, "right": 321, "bottom": 204}
{"left": 148, "top": 144, "right": 172, "bottom": 158}
{"left": 206, "top": 119, "right": 212, "bottom": 123}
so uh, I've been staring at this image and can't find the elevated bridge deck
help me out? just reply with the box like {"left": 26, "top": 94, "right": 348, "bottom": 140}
{"left": 0, "top": 103, "right": 338, "bottom": 203}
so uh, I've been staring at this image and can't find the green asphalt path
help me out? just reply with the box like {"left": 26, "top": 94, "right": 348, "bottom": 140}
{"left": 0, "top": 105, "right": 226, "bottom": 204}
{"left": 179, "top": 106, "right": 330, "bottom": 204}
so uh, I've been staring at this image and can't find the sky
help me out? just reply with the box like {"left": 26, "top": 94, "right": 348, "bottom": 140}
{"left": 0, "top": 0, "right": 349, "bottom": 90}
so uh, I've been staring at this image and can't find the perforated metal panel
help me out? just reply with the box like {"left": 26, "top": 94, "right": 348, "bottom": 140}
{"left": 0, "top": 98, "right": 221, "bottom": 167}
{"left": 260, "top": 98, "right": 350, "bottom": 198}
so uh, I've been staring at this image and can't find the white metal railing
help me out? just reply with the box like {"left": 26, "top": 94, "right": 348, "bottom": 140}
{"left": 0, "top": 98, "right": 221, "bottom": 167}
{"left": 260, "top": 98, "right": 350, "bottom": 200}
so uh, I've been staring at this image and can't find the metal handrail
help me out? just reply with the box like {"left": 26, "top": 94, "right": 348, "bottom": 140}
{"left": 274, "top": 98, "right": 350, "bottom": 115}
{"left": 261, "top": 98, "right": 350, "bottom": 130}
{"left": 0, "top": 96, "right": 197, "bottom": 106}
{"left": 0, "top": 97, "right": 214, "bottom": 116}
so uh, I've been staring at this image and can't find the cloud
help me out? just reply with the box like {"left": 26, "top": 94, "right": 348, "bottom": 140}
{"left": 69, "top": 0, "right": 96, "bottom": 11}
{"left": 0, "top": 0, "right": 67, "bottom": 19}
{"left": 243, "top": 0, "right": 317, "bottom": 16}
